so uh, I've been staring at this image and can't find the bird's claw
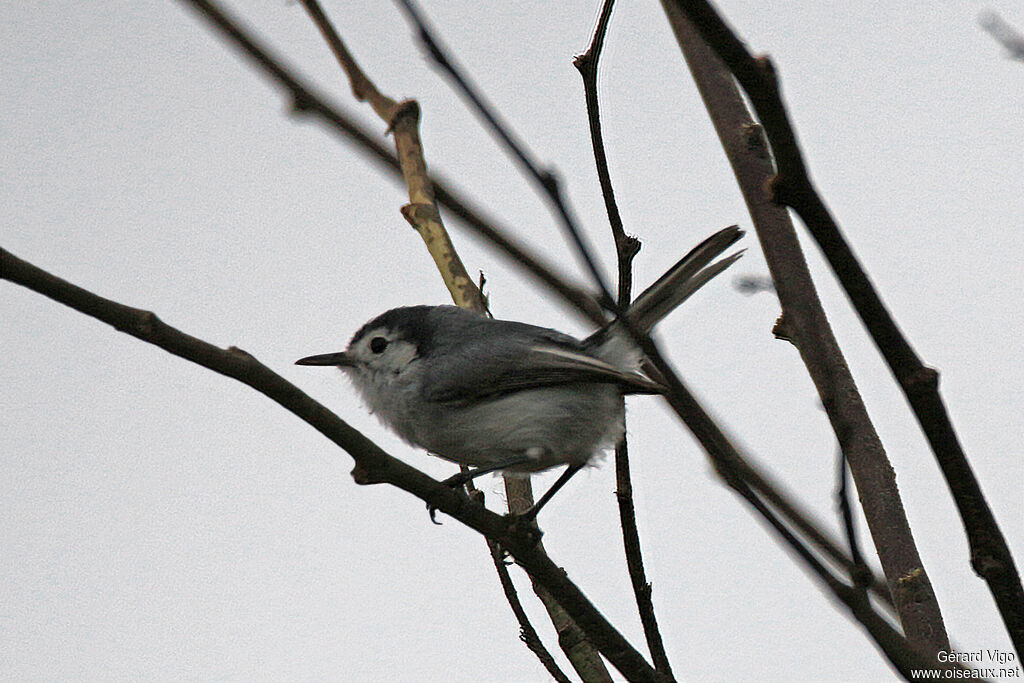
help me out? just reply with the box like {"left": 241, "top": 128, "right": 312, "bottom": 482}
{"left": 427, "top": 502, "right": 443, "bottom": 525}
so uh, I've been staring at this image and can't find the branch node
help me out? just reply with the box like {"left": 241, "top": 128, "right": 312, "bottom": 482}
{"left": 571, "top": 52, "right": 593, "bottom": 77}
{"left": 290, "top": 91, "right": 316, "bottom": 115}
{"left": 506, "top": 518, "right": 544, "bottom": 548}
{"left": 971, "top": 549, "right": 1004, "bottom": 578}
{"left": 620, "top": 233, "right": 641, "bottom": 259}
{"left": 772, "top": 313, "right": 798, "bottom": 347}
{"left": 903, "top": 365, "right": 940, "bottom": 394}
{"left": 351, "top": 462, "right": 387, "bottom": 485}
{"left": 741, "top": 122, "right": 769, "bottom": 159}
{"left": 226, "top": 346, "right": 255, "bottom": 360}
{"left": 133, "top": 310, "right": 160, "bottom": 337}
{"left": 539, "top": 169, "right": 560, "bottom": 196}
{"left": 765, "top": 173, "right": 801, "bottom": 207}
{"left": 754, "top": 54, "right": 778, "bottom": 84}
{"left": 386, "top": 98, "right": 420, "bottom": 135}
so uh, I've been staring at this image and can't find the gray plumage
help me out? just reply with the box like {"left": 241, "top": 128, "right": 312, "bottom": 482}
{"left": 297, "top": 226, "right": 743, "bottom": 477}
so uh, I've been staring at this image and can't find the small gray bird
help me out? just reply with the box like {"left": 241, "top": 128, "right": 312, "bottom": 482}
{"left": 297, "top": 226, "right": 743, "bottom": 521}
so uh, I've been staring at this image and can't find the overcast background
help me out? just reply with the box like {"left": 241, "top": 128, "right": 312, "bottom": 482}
{"left": 2, "top": 1, "right": 1022, "bottom": 681}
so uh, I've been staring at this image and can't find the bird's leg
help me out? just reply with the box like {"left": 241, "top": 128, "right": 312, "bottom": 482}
{"left": 440, "top": 459, "right": 523, "bottom": 488}
{"left": 515, "top": 462, "right": 585, "bottom": 524}
{"left": 427, "top": 454, "right": 535, "bottom": 524}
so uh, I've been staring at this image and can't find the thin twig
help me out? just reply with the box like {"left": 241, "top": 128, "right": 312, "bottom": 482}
{"left": 504, "top": 476, "right": 615, "bottom": 681}
{"left": 574, "top": 1, "right": 672, "bottom": 678}
{"left": 666, "top": 0, "right": 1023, "bottom": 658}
{"left": 467, "top": 479, "right": 568, "bottom": 679}
{"left": 299, "top": 0, "right": 399, "bottom": 117}
{"left": 658, "top": 3, "right": 948, "bottom": 654}
{"left": 470, "top": 480, "right": 568, "bottom": 679}
{"left": 835, "top": 446, "right": 871, "bottom": 590}
{"left": 0, "top": 246, "right": 661, "bottom": 683}
{"left": 573, "top": 0, "right": 641, "bottom": 307}
{"left": 393, "top": 0, "right": 618, "bottom": 311}
{"left": 485, "top": 539, "right": 571, "bottom": 683}
{"left": 298, "top": 0, "right": 485, "bottom": 314}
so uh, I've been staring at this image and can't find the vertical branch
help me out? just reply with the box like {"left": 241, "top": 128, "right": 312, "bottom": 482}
{"left": 298, "top": 0, "right": 485, "bottom": 313}
{"left": 574, "top": 1, "right": 673, "bottom": 679}
{"left": 664, "top": 0, "right": 1023, "bottom": 657}
{"left": 573, "top": 0, "right": 641, "bottom": 306}
{"left": 659, "top": 2, "right": 950, "bottom": 654}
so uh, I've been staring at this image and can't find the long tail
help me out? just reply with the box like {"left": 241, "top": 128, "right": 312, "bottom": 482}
{"left": 625, "top": 225, "right": 745, "bottom": 332}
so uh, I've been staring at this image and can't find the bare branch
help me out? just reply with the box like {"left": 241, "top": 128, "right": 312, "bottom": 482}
{"left": 573, "top": 0, "right": 641, "bottom": 308}
{"left": 664, "top": 0, "right": 1023, "bottom": 659}
{"left": 485, "top": 536, "right": 571, "bottom": 683}
{"left": 502, "top": 478, "right": 615, "bottom": 681}
{"left": 835, "top": 446, "right": 872, "bottom": 590}
{"left": 658, "top": 2, "right": 949, "bottom": 654}
{"left": 574, "top": 1, "right": 672, "bottom": 678}
{"left": 463, "top": 480, "right": 569, "bottom": 681}
{"left": 298, "top": 0, "right": 485, "bottom": 313}
{"left": 0, "top": 246, "right": 662, "bottom": 683}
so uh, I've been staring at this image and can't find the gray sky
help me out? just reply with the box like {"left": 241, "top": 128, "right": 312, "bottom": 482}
{"left": 2, "top": 1, "right": 1022, "bottom": 681}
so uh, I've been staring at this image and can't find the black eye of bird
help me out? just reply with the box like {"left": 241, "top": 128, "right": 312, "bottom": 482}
{"left": 369, "top": 336, "right": 388, "bottom": 354}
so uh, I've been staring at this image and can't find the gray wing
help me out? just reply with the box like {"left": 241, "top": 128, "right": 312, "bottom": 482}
{"left": 421, "top": 319, "right": 664, "bottom": 405}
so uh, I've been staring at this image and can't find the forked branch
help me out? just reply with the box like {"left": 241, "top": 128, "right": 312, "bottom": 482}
{"left": 665, "top": 0, "right": 1023, "bottom": 657}
{"left": 659, "top": 2, "right": 948, "bottom": 654}
{"left": 0, "top": 246, "right": 660, "bottom": 683}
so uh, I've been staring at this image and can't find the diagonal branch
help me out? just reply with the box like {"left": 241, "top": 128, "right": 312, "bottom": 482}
{"left": 658, "top": 3, "right": 948, "bottom": 654}
{"left": 484, "top": 537, "right": 571, "bottom": 683}
{"left": 835, "top": 447, "right": 872, "bottom": 591}
{"left": 666, "top": 0, "right": 1023, "bottom": 658}
{"left": 573, "top": 0, "right": 641, "bottom": 308}
{"left": 0, "top": 246, "right": 662, "bottom": 683}
{"left": 300, "top": 0, "right": 483, "bottom": 313}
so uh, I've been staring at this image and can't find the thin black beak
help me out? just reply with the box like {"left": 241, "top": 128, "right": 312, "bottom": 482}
{"left": 295, "top": 351, "right": 356, "bottom": 367}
